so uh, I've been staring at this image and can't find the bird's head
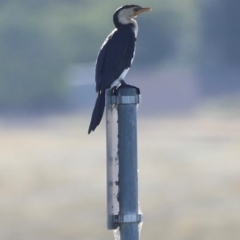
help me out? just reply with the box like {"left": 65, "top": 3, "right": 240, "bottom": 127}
{"left": 113, "top": 5, "right": 152, "bottom": 27}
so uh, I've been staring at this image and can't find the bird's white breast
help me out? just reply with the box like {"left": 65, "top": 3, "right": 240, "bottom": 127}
{"left": 110, "top": 68, "right": 130, "bottom": 89}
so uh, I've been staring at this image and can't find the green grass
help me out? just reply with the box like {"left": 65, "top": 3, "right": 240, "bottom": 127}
{"left": 0, "top": 100, "right": 240, "bottom": 239}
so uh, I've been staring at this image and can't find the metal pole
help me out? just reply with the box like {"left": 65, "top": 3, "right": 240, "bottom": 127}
{"left": 118, "top": 87, "right": 140, "bottom": 240}
{"left": 106, "top": 89, "right": 119, "bottom": 230}
{"left": 106, "top": 88, "right": 142, "bottom": 240}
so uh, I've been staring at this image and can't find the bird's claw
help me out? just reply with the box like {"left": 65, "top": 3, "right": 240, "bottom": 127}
{"left": 111, "top": 81, "right": 141, "bottom": 95}
{"left": 119, "top": 81, "right": 141, "bottom": 94}
{"left": 111, "top": 86, "right": 119, "bottom": 95}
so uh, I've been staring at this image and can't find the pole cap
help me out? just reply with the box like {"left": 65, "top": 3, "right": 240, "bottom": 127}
{"left": 106, "top": 88, "right": 141, "bottom": 105}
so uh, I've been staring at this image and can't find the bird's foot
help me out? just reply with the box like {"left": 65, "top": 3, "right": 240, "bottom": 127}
{"left": 111, "top": 80, "right": 140, "bottom": 95}
{"left": 118, "top": 80, "right": 141, "bottom": 94}
{"left": 111, "top": 86, "right": 119, "bottom": 95}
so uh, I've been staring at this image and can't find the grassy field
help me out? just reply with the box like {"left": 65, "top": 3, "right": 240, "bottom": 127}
{"left": 0, "top": 98, "right": 240, "bottom": 240}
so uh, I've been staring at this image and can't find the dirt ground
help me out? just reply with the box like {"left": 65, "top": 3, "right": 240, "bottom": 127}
{"left": 0, "top": 98, "right": 240, "bottom": 240}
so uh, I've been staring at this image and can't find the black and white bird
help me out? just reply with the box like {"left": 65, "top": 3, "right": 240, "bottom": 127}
{"left": 88, "top": 5, "right": 151, "bottom": 134}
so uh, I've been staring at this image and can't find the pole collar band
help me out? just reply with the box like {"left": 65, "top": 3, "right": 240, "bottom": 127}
{"left": 107, "top": 95, "right": 141, "bottom": 105}
{"left": 113, "top": 214, "right": 143, "bottom": 223}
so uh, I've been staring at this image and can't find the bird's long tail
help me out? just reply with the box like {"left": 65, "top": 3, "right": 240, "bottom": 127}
{"left": 88, "top": 93, "right": 105, "bottom": 134}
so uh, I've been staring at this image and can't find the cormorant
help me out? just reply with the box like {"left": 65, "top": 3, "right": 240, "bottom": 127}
{"left": 88, "top": 5, "right": 151, "bottom": 134}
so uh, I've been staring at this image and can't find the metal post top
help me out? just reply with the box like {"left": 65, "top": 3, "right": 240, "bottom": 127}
{"left": 105, "top": 88, "right": 141, "bottom": 105}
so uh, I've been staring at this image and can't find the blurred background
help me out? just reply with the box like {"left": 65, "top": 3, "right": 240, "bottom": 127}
{"left": 0, "top": 0, "right": 240, "bottom": 239}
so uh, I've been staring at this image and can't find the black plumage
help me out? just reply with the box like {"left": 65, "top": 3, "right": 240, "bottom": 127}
{"left": 96, "top": 26, "right": 136, "bottom": 94}
{"left": 88, "top": 5, "right": 151, "bottom": 134}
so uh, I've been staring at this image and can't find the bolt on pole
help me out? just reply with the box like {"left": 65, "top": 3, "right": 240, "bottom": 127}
{"left": 106, "top": 87, "right": 142, "bottom": 240}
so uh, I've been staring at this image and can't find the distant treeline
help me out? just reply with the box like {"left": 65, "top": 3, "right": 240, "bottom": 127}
{"left": 0, "top": 0, "right": 239, "bottom": 110}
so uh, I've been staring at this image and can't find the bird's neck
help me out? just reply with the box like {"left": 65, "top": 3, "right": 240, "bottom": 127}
{"left": 130, "top": 19, "right": 138, "bottom": 37}
{"left": 115, "top": 18, "right": 138, "bottom": 37}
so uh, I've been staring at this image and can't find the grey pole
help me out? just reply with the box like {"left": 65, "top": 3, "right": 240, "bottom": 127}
{"left": 106, "top": 89, "right": 119, "bottom": 230}
{"left": 106, "top": 88, "right": 142, "bottom": 240}
{"left": 118, "top": 87, "right": 140, "bottom": 240}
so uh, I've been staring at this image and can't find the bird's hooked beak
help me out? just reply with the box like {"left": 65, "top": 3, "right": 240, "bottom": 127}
{"left": 134, "top": 7, "right": 152, "bottom": 16}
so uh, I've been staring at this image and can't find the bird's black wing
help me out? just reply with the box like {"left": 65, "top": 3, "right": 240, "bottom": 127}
{"left": 95, "top": 26, "right": 136, "bottom": 93}
{"left": 88, "top": 26, "right": 136, "bottom": 134}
